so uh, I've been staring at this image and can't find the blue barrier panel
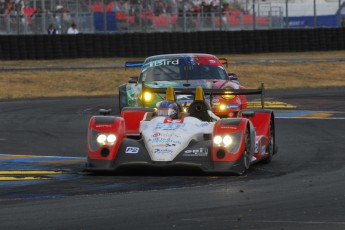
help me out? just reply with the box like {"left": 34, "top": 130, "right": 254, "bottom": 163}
{"left": 287, "top": 15, "right": 339, "bottom": 28}
{"left": 94, "top": 12, "right": 117, "bottom": 32}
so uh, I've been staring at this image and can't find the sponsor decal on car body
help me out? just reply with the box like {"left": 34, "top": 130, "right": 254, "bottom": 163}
{"left": 148, "top": 137, "right": 182, "bottom": 145}
{"left": 195, "top": 122, "right": 210, "bottom": 128}
{"left": 125, "top": 147, "right": 140, "bottom": 154}
{"left": 154, "top": 149, "right": 174, "bottom": 155}
{"left": 155, "top": 122, "right": 186, "bottom": 130}
{"left": 149, "top": 59, "right": 179, "bottom": 67}
{"left": 183, "top": 148, "right": 208, "bottom": 157}
{"left": 152, "top": 132, "right": 180, "bottom": 138}
{"left": 152, "top": 143, "right": 177, "bottom": 148}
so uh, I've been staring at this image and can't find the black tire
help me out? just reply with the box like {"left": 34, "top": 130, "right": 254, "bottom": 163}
{"left": 238, "top": 126, "right": 251, "bottom": 175}
{"left": 262, "top": 118, "right": 275, "bottom": 164}
{"left": 118, "top": 93, "right": 123, "bottom": 113}
{"left": 118, "top": 89, "right": 127, "bottom": 113}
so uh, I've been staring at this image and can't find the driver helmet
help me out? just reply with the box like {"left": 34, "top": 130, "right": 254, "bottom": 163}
{"left": 157, "top": 101, "right": 181, "bottom": 119}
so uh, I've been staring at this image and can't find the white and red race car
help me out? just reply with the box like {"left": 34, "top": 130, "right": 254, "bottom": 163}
{"left": 87, "top": 85, "right": 277, "bottom": 175}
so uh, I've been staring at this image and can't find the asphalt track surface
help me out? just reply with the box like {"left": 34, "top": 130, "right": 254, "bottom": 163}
{"left": 0, "top": 87, "right": 345, "bottom": 230}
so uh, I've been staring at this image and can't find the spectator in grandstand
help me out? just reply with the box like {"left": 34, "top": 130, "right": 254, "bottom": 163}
{"left": 114, "top": 0, "right": 130, "bottom": 12}
{"left": 154, "top": 0, "right": 165, "bottom": 16}
{"left": 63, "top": 8, "right": 72, "bottom": 29}
{"left": 201, "top": 0, "right": 213, "bottom": 12}
{"left": 128, "top": 3, "right": 142, "bottom": 26}
{"left": 178, "top": 0, "right": 192, "bottom": 13}
{"left": 191, "top": 0, "right": 202, "bottom": 12}
{"left": 53, "top": 5, "right": 64, "bottom": 33}
{"left": 67, "top": 22, "right": 79, "bottom": 34}
{"left": 166, "top": 0, "right": 178, "bottom": 14}
{"left": 47, "top": 23, "right": 57, "bottom": 35}
{"left": 0, "top": 0, "right": 5, "bottom": 15}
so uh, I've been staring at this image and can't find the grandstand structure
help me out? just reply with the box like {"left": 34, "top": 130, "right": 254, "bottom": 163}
{"left": 240, "top": 0, "right": 345, "bottom": 28}
{"left": 0, "top": 0, "right": 344, "bottom": 34}
{"left": 240, "top": 0, "right": 343, "bottom": 16}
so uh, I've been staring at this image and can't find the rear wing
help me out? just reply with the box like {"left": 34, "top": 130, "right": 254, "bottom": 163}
{"left": 125, "top": 61, "right": 144, "bottom": 70}
{"left": 142, "top": 82, "right": 265, "bottom": 108}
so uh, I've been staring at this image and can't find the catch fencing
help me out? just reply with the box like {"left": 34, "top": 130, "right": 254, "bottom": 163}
{"left": 0, "top": 10, "right": 279, "bottom": 34}
{"left": 1, "top": 0, "right": 345, "bottom": 34}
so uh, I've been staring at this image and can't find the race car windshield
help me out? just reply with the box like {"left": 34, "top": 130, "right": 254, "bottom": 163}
{"left": 140, "top": 57, "right": 228, "bottom": 82}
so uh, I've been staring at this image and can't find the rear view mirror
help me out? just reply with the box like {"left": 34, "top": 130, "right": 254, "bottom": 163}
{"left": 99, "top": 109, "right": 112, "bottom": 116}
{"left": 228, "top": 73, "right": 238, "bottom": 81}
{"left": 128, "top": 76, "right": 139, "bottom": 83}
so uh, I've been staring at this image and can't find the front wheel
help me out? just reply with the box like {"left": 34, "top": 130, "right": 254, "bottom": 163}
{"left": 262, "top": 119, "right": 275, "bottom": 164}
{"left": 238, "top": 127, "right": 251, "bottom": 175}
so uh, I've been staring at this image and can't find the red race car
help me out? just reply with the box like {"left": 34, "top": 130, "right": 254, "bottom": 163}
{"left": 87, "top": 85, "right": 277, "bottom": 175}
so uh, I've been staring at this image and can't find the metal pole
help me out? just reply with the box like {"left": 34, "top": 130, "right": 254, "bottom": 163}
{"left": 253, "top": 0, "right": 256, "bottom": 30}
{"left": 337, "top": 0, "right": 342, "bottom": 27}
{"left": 285, "top": 0, "right": 288, "bottom": 28}
{"left": 313, "top": 0, "right": 317, "bottom": 28}
{"left": 16, "top": 4, "right": 20, "bottom": 34}
{"left": 258, "top": 0, "right": 260, "bottom": 17}
{"left": 41, "top": 0, "right": 45, "bottom": 34}
{"left": 103, "top": 0, "right": 107, "bottom": 32}
{"left": 76, "top": 0, "right": 79, "bottom": 31}
{"left": 219, "top": 2, "right": 222, "bottom": 31}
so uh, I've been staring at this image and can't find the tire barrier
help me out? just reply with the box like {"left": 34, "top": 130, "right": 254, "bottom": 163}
{"left": 0, "top": 28, "right": 344, "bottom": 60}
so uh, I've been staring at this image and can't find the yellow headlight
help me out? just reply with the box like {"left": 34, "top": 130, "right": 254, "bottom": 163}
{"left": 143, "top": 92, "right": 153, "bottom": 102}
{"left": 144, "top": 92, "right": 152, "bottom": 101}
{"left": 219, "top": 104, "right": 226, "bottom": 111}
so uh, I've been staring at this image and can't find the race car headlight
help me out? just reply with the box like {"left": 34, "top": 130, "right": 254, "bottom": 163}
{"left": 219, "top": 104, "right": 226, "bottom": 111}
{"left": 223, "top": 135, "right": 233, "bottom": 146}
{"left": 89, "top": 129, "right": 117, "bottom": 151}
{"left": 97, "top": 134, "right": 107, "bottom": 144}
{"left": 106, "top": 134, "right": 116, "bottom": 144}
{"left": 214, "top": 135, "right": 233, "bottom": 146}
{"left": 96, "top": 133, "right": 117, "bottom": 146}
{"left": 213, "top": 132, "right": 242, "bottom": 153}
{"left": 213, "top": 135, "right": 222, "bottom": 145}
{"left": 143, "top": 92, "right": 153, "bottom": 102}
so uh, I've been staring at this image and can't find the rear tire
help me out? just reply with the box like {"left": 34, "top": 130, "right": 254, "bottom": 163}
{"left": 118, "top": 89, "right": 127, "bottom": 114}
{"left": 262, "top": 118, "right": 275, "bottom": 164}
{"left": 118, "top": 94, "right": 123, "bottom": 113}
